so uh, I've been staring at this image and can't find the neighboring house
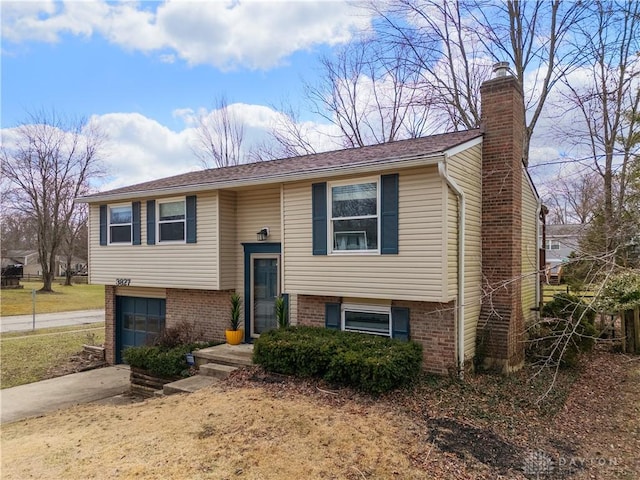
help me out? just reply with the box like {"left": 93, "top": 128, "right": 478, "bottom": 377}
{"left": 543, "top": 224, "right": 586, "bottom": 283}
{"left": 77, "top": 67, "right": 540, "bottom": 374}
{"left": 0, "top": 250, "right": 86, "bottom": 277}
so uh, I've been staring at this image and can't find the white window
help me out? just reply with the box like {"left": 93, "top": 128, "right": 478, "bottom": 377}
{"left": 342, "top": 304, "right": 391, "bottom": 336}
{"left": 158, "top": 198, "right": 186, "bottom": 242}
{"left": 109, "top": 204, "right": 132, "bottom": 244}
{"left": 330, "top": 180, "right": 378, "bottom": 252}
{"left": 546, "top": 239, "right": 560, "bottom": 250}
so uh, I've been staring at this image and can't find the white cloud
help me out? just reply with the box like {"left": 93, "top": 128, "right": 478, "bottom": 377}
{"left": 1, "top": 0, "right": 373, "bottom": 69}
{"left": 80, "top": 103, "right": 341, "bottom": 191}
{"left": 88, "top": 112, "right": 200, "bottom": 190}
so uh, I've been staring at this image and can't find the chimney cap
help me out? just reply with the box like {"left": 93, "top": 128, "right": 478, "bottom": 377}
{"left": 492, "top": 61, "right": 511, "bottom": 78}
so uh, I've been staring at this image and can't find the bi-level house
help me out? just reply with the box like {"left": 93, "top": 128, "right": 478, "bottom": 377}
{"left": 78, "top": 66, "right": 541, "bottom": 374}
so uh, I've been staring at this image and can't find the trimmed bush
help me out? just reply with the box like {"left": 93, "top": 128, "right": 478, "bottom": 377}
{"left": 253, "top": 326, "right": 422, "bottom": 394}
{"left": 123, "top": 342, "right": 216, "bottom": 378}
{"left": 527, "top": 293, "right": 597, "bottom": 368}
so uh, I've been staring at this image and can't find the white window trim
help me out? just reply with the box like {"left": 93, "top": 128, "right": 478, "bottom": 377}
{"left": 156, "top": 197, "right": 187, "bottom": 244}
{"left": 108, "top": 203, "right": 132, "bottom": 245}
{"left": 341, "top": 303, "right": 391, "bottom": 337}
{"left": 328, "top": 176, "right": 380, "bottom": 255}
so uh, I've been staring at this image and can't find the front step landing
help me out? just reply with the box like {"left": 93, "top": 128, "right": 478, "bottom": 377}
{"left": 194, "top": 343, "right": 253, "bottom": 367}
{"left": 199, "top": 363, "right": 238, "bottom": 379}
{"left": 162, "top": 343, "right": 253, "bottom": 396}
{"left": 162, "top": 375, "right": 218, "bottom": 395}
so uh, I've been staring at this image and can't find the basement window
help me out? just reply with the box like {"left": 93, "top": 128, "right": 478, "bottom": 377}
{"left": 342, "top": 304, "right": 391, "bottom": 336}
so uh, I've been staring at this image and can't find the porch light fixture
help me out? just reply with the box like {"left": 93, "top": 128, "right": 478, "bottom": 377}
{"left": 257, "top": 227, "right": 270, "bottom": 242}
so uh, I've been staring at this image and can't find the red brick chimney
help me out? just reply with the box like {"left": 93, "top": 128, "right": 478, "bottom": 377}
{"left": 477, "top": 62, "right": 525, "bottom": 372}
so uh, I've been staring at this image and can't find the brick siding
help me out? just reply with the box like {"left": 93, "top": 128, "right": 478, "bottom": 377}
{"left": 165, "top": 288, "right": 234, "bottom": 343}
{"left": 478, "top": 74, "right": 525, "bottom": 371}
{"left": 103, "top": 286, "right": 234, "bottom": 365}
{"left": 297, "top": 294, "right": 456, "bottom": 375}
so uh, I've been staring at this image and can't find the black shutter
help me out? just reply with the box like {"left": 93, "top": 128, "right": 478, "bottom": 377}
{"left": 312, "top": 182, "right": 327, "bottom": 255}
{"left": 325, "top": 302, "right": 341, "bottom": 330}
{"left": 281, "top": 293, "right": 290, "bottom": 324}
{"left": 132, "top": 201, "right": 141, "bottom": 245}
{"left": 146, "top": 200, "right": 156, "bottom": 245}
{"left": 391, "top": 307, "right": 410, "bottom": 341}
{"left": 99, "top": 205, "right": 107, "bottom": 246}
{"left": 381, "top": 173, "right": 399, "bottom": 254}
{"left": 186, "top": 195, "right": 197, "bottom": 244}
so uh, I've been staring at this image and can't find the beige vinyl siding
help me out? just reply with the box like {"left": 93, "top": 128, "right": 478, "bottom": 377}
{"left": 446, "top": 144, "right": 483, "bottom": 359}
{"left": 283, "top": 166, "right": 448, "bottom": 302}
{"left": 521, "top": 170, "right": 539, "bottom": 324}
{"left": 218, "top": 190, "right": 237, "bottom": 289}
{"left": 89, "top": 192, "right": 219, "bottom": 290}
{"left": 234, "top": 186, "right": 282, "bottom": 302}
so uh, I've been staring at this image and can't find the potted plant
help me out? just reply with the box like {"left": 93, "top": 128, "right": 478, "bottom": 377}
{"left": 275, "top": 295, "right": 289, "bottom": 328}
{"left": 226, "top": 293, "right": 243, "bottom": 345}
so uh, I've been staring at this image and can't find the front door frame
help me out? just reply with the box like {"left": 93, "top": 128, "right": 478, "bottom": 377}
{"left": 242, "top": 242, "right": 281, "bottom": 343}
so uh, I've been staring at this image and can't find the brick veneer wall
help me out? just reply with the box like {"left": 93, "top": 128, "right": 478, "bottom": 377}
{"left": 297, "top": 294, "right": 456, "bottom": 375}
{"left": 165, "top": 288, "right": 234, "bottom": 343}
{"left": 103, "top": 286, "right": 233, "bottom": 365}
{"left": 478, "top": 73, "right": 525, "bottom": 372}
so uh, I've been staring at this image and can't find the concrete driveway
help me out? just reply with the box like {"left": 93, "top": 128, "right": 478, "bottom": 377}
{"left": 0, "top": 366, "right": 131, "bottom": 424}
{"left": 0, "top": 309, "right": 105, "bottom": 333}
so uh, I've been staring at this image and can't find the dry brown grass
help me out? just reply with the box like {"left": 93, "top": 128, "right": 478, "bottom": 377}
{"left": 2, "top": 350, "right": 638, "bottom": 479}
{"left": 1, "top": 387, "right": 428, "bottom": 480}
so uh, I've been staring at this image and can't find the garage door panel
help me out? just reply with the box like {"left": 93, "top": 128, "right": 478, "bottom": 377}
{"left": 116, "top": 296, "right": 166, "bottom": 364}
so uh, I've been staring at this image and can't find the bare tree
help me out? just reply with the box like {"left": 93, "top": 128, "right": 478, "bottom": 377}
{"left": 557, "top": 0, "right": 640, "bottom": 262}
{"left": 304, "top": 38, "right": 434, "bottom": 148}
{"left": 544, "top": 171, "right": 602, "bottom": 224}
{"left": 193, "top": 96, "right": 246, "bottom": 168}
{"left": 369, "top": 0, "right": 589, "bottom": 164}
{"left": 262, "top": 104, "right": 319, "bottom": 159}
{"left": 61, "top": 203, "right": 88, "bottom": 286}
{"left": 1, "top": 111, "right": 105, "bottom": 292}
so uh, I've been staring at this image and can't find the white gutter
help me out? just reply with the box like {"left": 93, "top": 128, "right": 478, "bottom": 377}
{"left": 438, "top": 159, "right": 466, "bottom": 378}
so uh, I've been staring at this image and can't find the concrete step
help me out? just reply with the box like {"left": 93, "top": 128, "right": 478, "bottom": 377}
{"left": 194, "top": 343, "right": 253, "bottom": 368}
{"left": 199, "top": 363, "right": 238, "bottom": 379}
{"left": 162, "top": 375, "right": 218, "bottom": 395}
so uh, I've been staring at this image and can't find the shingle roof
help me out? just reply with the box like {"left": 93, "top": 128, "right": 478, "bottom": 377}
{"left": 79, "top": 129, "right": 482, "bottom": 202}
{"left": 546, "top": 224, "right": 586, "bottom": 237}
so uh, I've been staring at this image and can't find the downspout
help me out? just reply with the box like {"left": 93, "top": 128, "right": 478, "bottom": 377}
{"left": 438, "top": 158, "right": 465, "bottom": 378}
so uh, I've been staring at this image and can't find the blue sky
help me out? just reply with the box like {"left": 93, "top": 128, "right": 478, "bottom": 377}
{"left": 1, "top": 0, "right": 593, "bottom": 197}
{"left": 2, "top": 1, "right": 369, "bottom": 190}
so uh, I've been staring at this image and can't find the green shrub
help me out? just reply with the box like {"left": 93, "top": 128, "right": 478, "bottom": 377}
{"left": 253, "top": 326, "right": 423, "bottom": 394}
{"left": 527, "top": 293, "right": 597, "bottom": 368}
{"left": 123, "top": 342, "right": 216, "bottom": 378}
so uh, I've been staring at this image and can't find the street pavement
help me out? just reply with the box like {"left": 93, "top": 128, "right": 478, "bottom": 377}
{"left": 0, "top": 365, "right": 132, "bottom": 424}
{"left": 0, "top": 309, "right": 105, "bottom": 333}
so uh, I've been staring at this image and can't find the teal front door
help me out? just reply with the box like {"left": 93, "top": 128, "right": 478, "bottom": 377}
{"left": 251, "top": 255, "right": 279, "bottom": 337}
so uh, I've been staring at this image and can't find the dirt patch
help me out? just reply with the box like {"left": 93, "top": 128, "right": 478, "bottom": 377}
{"left": 427, "top": 417, "right": 525, "bottom": 474}
{"left": 44, "top": 348, "right": 107, "bottom": 379}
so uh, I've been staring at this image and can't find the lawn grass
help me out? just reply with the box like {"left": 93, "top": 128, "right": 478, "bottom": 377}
{"left": 0, "top": 281, "right": 104, "bottom": 316}
{"left": 0, "top": 323, "right": 105, "bottom": 389}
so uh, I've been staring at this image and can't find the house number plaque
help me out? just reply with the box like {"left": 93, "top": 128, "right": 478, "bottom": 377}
{"left": 115, "top": 278, "right": 131, "bottom": 286}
